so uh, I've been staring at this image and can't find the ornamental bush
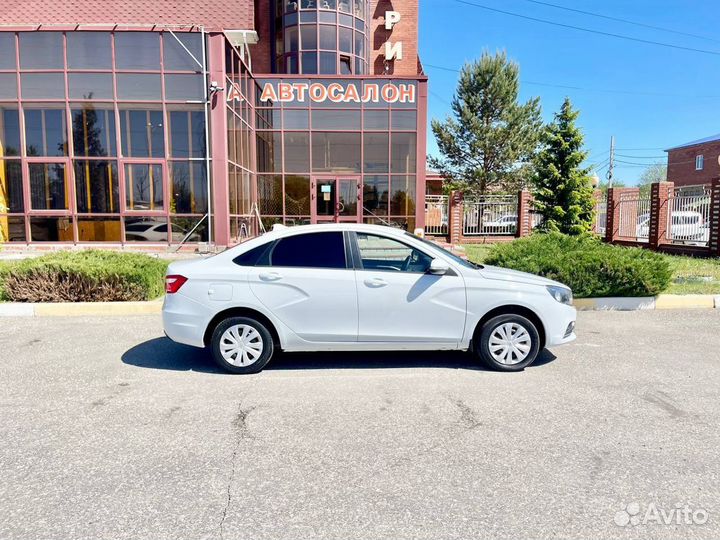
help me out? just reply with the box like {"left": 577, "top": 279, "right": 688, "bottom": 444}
{"left": 2, "top": 250, "right": 169, "bottom": 302}
{"left": 484, "top": 233, "right": 672, "bottom": 298}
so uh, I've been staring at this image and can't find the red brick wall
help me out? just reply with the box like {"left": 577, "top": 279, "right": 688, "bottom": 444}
{"left": 425, "top": 173, "right": 443, "bottom": 195}
{"left": 369, "top": 0, "right": 420, "bottom": 75}
{"left": 667, "top": 142, "right": 720, "bottom": 187}
{"left": 251, "top": 0, "right": 273, "bottom": 74}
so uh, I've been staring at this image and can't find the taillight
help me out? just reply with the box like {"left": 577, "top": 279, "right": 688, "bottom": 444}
{"left": 165, "top": 275, "right": 188, "bottom": 294}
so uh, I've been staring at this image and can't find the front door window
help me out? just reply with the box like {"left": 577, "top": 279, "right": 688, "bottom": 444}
{"left": 312, "top": 176, "right": 361, "bottom": 223}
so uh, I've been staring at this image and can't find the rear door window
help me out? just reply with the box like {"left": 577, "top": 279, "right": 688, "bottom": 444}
{"left": 270, "top": 232, "right": 347, "bottom": 269}
{"left": 233, "top": 242, "right": 273, "bottom": 266}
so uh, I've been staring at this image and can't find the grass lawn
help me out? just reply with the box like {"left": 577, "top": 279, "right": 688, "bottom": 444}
{"left": 461, "top": 243, "right": 720, "bottom": 295}
{"left": 461, "top": 244, "right": 495, "bottom": 266}
{"left": 664, "top": 255, "right": 720, "bottom": 294}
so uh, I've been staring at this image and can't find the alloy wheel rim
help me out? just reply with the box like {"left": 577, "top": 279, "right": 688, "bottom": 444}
{"left": 489, "top": 322, "right": 532, "bottom": 365}
{"left": 220, "top": 324, "right": 264, "bottom": 367}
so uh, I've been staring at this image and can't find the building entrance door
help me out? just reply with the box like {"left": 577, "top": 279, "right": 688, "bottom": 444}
{"left": 311, "top": 177, "right": 362, "bottom": 224}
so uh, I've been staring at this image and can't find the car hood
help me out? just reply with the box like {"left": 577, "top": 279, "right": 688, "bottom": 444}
{"left": 478, "top": 265, "right": 567, "bottom": 288}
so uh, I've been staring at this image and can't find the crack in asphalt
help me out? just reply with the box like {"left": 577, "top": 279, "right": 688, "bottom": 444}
{"left": 643, "top": 390, "right": 687, "bottom": 419}
{"left": 219, "top": 404, "right": 255, "bottom": 540}
{"left": 453, "top": 399, "right": 482, "bottom": 430}
{"left": 388, "top": 397, "right": 483, "bottom": 469}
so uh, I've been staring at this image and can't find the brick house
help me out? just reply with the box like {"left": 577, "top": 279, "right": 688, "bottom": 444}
{"left": 666, "top": 134, "right": 720, "bottom": 188}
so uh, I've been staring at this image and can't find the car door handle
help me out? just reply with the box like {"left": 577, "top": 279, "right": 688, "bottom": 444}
{"left": 259, "top": 271, "right": 283, "bottom": 281}
{"left": 364, "top": 277, "right": 388, "bottom": 288}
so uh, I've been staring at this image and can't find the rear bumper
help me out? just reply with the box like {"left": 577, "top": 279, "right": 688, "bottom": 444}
{"left": 162, "top": 295, "right": 210, "bottom": 348}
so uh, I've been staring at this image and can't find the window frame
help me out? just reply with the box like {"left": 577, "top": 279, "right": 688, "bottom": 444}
{"left": 349, "top": 231, "right": 436, "bottom": 274}
{"left": 695, "top": 154, "right": 704, "bottom": 171}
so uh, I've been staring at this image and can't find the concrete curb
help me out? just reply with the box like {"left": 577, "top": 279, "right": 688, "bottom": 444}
{"left": 0, "top": 294, "right": 717, "bottom": 317}
{"left": 0, "top": 300, "right": 163, "bottom": 317}
{"left": 573, "top": 294, "right": 719, "bottom": 311}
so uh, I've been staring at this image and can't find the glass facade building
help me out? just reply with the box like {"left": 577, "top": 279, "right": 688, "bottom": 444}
{"left": 0, "top": 0, "right": 427, "bottom": 246}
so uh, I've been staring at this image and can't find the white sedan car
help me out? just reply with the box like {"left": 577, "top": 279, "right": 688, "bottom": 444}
{"left": 162, "top": 224, "right": 576, "bottom": 374}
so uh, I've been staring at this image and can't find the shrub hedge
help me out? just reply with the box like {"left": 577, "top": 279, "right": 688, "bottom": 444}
{"left": 484, "top": 233, "right": 672, "bottom": 298}
{"left": 2, "top": 251, "right": 169, "bottom": 302}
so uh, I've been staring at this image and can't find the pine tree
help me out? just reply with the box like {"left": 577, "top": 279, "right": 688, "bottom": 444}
{"left": 429, "top": 51, "right": 542, "bottom": 194}
{"left": 532, "top": 98, "right": 595, "bottom": 235}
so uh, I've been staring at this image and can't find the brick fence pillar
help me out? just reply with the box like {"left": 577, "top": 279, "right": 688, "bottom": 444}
{"left": 448, "top": 190, "right": 464, "bottom": 245}
{"left": 516, "top": 190, "right": 532, "bottom": 237}
{"left": 649, "top": 182, "right": 673, "bottom": 249}
{"left": 709, "top": 177, "right": 720, "bottom": 256}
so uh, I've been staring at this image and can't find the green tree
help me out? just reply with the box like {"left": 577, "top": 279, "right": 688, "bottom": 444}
{"left": 596, "top": 179, "right": 626, "bottom": 194}
{"left": 533, "top": 98, "right": 595, "bottom": 235}
{"left": 429, "top": 51, "right": 542, "bottom": 194}
{"left": 638, "top": 162, "right": 667, "bottom": 197}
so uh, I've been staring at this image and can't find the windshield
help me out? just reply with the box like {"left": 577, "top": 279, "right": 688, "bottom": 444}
{"left": 405, "top": 232, "right": 482, "bottom": 270}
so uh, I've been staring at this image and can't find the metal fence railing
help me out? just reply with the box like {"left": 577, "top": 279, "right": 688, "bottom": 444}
{"left": 463, "top": 195, "right": 518, "bottom": 236}
{"left": 424, "top": 195, "right": 449, "bottom": 235}
{"left": 618, "top": 194, "right": 651, "bottom": 242}
{"left": 594, "top": 198, "right": 607, "bottom": 236}
{"left": 529, "top": 210, "right": 544, "bottom": 230}
{"left": 667, "top": 186, "right": 711, "bottom": 246}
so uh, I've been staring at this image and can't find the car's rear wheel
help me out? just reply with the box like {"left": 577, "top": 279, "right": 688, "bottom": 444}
{"left": 210, "top": 316, "right": 274, "bottom": 374}
{"left": 475, "top": 314, "right": 541, "bottom": 372}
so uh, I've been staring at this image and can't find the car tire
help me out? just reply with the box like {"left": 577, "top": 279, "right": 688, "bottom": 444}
{"left": 475, "top": 314, "right": 541, "bottom": 372}
{"left": 210, "top": 316, "right": 274, "bottom": 374}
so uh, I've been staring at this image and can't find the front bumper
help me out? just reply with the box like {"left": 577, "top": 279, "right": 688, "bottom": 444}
{"left": 544, "top": 304, "right": 577, "bottom": 347}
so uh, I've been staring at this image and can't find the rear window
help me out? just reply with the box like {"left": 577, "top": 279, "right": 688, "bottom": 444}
{"left": 270, "top": 232, "right": 346, "bottom": 269}
{"left": 233, "top": 242, "right": 272, "bottom": 267}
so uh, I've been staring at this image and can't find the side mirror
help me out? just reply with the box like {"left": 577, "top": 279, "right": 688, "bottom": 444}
{"left": 428, "top": 258, "right": 450, "bottom": 275}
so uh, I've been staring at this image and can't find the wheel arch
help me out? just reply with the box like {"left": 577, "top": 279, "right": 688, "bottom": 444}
{"left": 203, "top": 307, "right": 282, "bottom": 349}
{"left": 472, "top": 305, "right": 546, "bottom": 350}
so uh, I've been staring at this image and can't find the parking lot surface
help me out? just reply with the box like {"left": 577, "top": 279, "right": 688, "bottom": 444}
{"left": 1, "top": 310, "right": 719, "bottom": 540}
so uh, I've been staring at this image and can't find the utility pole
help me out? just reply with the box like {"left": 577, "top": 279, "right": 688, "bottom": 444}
{"left": 607, "top": 136, "right": 615, "bottom": 188}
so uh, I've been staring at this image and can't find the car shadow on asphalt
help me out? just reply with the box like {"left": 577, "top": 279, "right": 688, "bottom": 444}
{"left": 121, "top": 337, "right": 557, "bottom": 374}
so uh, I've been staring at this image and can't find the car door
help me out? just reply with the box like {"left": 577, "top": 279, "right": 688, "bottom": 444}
{"left": 247, "top": 231, "right": 358, "bottom": 343}
{"left": 352, "top": 232, "right": 466, "bottom": 344}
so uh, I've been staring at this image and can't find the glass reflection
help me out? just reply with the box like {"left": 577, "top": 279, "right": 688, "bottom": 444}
{"left": 124, "top": 163, "right": 163, "bottom": 211}
{"left": 24, "top": 109, "right": 67, "bottom": 157}
{"left": 71, "top": 107, "right": 117, "bottom": 157}
{"left": 29, "top": 163, "right": 68, "bottom": 210}
{"left": 67, "top": 32, "right": 111, "bottom": 69}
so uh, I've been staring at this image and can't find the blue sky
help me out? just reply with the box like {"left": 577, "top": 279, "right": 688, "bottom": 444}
{"left": 419, "top": 0, "right": 720, "bottom": 185}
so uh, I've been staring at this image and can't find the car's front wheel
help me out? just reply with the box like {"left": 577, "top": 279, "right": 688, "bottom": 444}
{"left": 210, "top": 316, "right": 274, "bottom": 374}
{"left": 475, "top": 314, "right": 541, "bottom": 371}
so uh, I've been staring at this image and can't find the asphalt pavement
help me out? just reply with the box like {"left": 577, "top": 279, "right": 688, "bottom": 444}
{"left": 1, "top": 310, "right": 719, "bottom": 540}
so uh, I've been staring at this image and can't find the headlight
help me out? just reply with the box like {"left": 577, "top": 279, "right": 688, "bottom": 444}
{"left": 546, "top": 285, "right": 573, "bottom": 305}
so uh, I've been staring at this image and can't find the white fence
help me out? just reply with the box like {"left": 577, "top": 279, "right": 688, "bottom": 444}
{"left": 667, "top": 186, "right": 711, "bottom": 246}
{"left": 530, "top": 210, "right": 544, "bottom": 230}
{"left": 424, "top": 195, "right": 449, "bottom": 235}
{"left": 594, "top": 198, "right": 607, "bottom": 236}
{"left": 463, "top": 195, "right": 518, "bottom": 236}
{"left": 617, "top": 194, "right": 651, "bottom": 242}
